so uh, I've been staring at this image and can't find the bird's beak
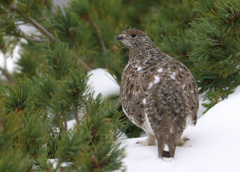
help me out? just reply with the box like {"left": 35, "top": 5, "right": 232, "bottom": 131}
{"left": 116, "top": 34, "right": 124, "bottom": 40}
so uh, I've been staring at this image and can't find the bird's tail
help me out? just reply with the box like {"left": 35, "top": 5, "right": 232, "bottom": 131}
{"left": 157, "top": 134, "right": 176, "bottom": 161}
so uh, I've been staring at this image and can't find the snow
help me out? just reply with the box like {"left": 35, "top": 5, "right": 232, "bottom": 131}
{"left": 47, "top": 159, "right": 71, "bottom": 169}
{"left": 87, "top": 68, "right": 120, "bottom": 98}
{"left": 0, "top": 24, "right": 36, "bottom": 74}
{"left": 0, "top": 46, "right": 20, "bottom": 73}
{"left": 86, "top": 69, "right": 240, "bottom": 172}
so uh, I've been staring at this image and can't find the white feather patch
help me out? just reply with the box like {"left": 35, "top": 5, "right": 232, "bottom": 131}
{"left": 142, "top": 110, "right": 154, "bottom": 135}
{"left": 157, "top": 68, "right": 163, "bottom": 73}
{"left": 137, "top": 66, "right": 142, "bottom": 71}
{"left": 153, "top": 75, "right": 160, "bottom": 84}
{"left": 170, "top": 75, "right": 175, "bottom": 80}
{"left": 164, "top": 145, "right": 169, "bottom": 151}
{"left": 148, "top": 83, "right": 153, "bottom": 89}
{"left": 122, "top": 106, "right": 130, "bottom": 119}
{"left": 122, "top": 106, "right": 138, "bottom": 126}
{"left": 186, "top": 114, "right": 194, "bottom": 127}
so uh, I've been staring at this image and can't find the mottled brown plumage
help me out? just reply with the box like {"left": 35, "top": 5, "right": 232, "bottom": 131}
{"left": 117, "top": 28, "right": 199, "bottom": 159}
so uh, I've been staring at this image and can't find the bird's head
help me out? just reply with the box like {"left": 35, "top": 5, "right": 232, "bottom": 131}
{"left": 116, "top": 28, "right": 153, "bottom": 50}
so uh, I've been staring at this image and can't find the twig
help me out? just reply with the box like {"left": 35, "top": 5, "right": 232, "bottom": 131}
{"left": 64, "top": 119, "right": 68, "bottom": 131}
{"left": 27, "top": 16, "right": 56, "bottom": 43}
{"left": 3, "top": 55, "right": 7, "bottom": 70}
{"left": 77, "top": 58, "right": 92, "bottom": 72}
{"left": 88, "top": 18, "right": 107, "bottom": 55}
{"left": 74, "top": 107, "right": 79, "bottom": 125}
{"left": 0, "top": 67, "right": 16, "bottom": 85}
{"left": 12, "top": 32, "right": 49, "bottom": 43}
{"left": 21, "top": 34, "right": 49, "bottom": 43}
{"left": 3, "top": 31, "right": 48, "bottom": 43}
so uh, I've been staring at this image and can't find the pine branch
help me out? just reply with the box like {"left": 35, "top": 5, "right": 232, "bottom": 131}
{"left": 9, "top": 2, "right": 56, "bottom": 43}
{"left": 88, "top": 18, "right": 107, "bottom": 55}
{"left": 0, "top": 67, "right": 16, "bottom": 85}
{"left": 64, "top": 120, "right": 68, "bottom": 131}
{"left": 26, "top": 16, "right": 56, "bottom": 43}
{"left": 10, "top": 2, "right": 56, "bottom": 43}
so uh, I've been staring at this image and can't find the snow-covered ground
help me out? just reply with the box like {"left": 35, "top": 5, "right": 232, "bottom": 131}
{"left": 86, "top": 69, "right": 240, "bottom": 172}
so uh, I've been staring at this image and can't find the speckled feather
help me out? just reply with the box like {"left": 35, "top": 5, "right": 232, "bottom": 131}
{"left": 117, "top": 28, "right": 199, "bottom": 159}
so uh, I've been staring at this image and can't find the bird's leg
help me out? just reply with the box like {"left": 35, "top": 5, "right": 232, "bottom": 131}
{"left": 136, "top": 133, "right": 156, "bottom": 146}
{"left": 176, "top": 137, "right": 190, "bottom": 146}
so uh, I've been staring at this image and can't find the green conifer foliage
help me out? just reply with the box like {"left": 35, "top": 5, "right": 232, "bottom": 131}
{"left": 1, "top": 1, "right": 126, "bottom": 170}
{"left": 3, "top": 77, "right": 32, "bottom": 113}
{"left": 62, "top": 69, "right": 90, "bottom": 124}
{"left": 0, "top": 92, "right": 51, "bottom": 171}
{"left": 189, "top": 0, "right": 240, "bottom": 95}
{"left": 144, "top": 0, "right": 195, "bottom": 65}
{"left": 46, "top": 95, "right": 125, "bottom": 171}
{"left": 0, "top": 150, "right": 32, "bottom": 172}
{"left": 0, "top": 69, "right": 125, "bottom": 171}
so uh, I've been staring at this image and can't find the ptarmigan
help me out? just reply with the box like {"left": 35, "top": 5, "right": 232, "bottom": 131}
{"left": 116, "top": 28, "right": 199, "bottom": 160}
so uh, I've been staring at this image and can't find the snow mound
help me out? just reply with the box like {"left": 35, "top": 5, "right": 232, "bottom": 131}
{"left": 121, "top": 86, "right": 240, "bottom": 172}
{"left": 87, "top": 68, "right": 120, "bottom": 98}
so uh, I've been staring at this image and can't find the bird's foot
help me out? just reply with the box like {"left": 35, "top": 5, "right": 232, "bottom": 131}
{"left": 136, "top": 134, "right": 156, "bottom": 146}
{"left": 136, "top": 140, "right": 153, "bottom": 146}
{"left": 176, "top": 137, "right": 190, "bottom": 146}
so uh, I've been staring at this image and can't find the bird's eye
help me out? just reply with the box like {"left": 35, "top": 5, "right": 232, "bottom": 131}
{"left": 131, "top": 34, "right": 136, "bottom": 38}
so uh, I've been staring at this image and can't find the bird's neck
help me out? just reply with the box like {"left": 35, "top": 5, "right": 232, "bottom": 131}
{"left": 128, "top": 43, "right": 157, "bottom": 63}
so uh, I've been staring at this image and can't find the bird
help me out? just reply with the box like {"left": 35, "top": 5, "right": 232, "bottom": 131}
{"left": 116, "top": 28, "right": 199, "bottom": 160}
